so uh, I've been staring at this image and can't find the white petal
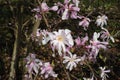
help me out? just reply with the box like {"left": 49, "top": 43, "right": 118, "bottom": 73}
{"left": 69, "top": 63, "right": 73, "bottom": 71}
{"left": 110, "top": 36, "right": 115, "bottom": 43}
{"left": 63, "top": 59, "right": 69, "bottom": 63}
{"left": 62, "top": 9, "right": 69, "bottom": 20}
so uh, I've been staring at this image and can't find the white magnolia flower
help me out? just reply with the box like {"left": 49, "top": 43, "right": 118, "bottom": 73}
{"left": 90, "top": 32, "right": 108, "bottom": 50}
{"left": 96, "top": 15, "right": 108, "bottom": 28}
{"left": 25, "top": 54, "right": 42, "bottom": 75}
{"left": 49, "top": 29, "right": 74, "bottom": 56}
{"left": 79, "top": 17, "right": 90, "bottom": 30}
{"left": 99, "top": 67, "right": 110, "bottom": 80}
{"left": 63, "top": 51, "right": 81, "bottom": 71}
{"left": 100, "top": 28, "right": 115, "bottom": 43}
{"left": 89, "top": 32, "right": 108, "bottom": 60}
{"left": 41, "top": 62, "right": 58, "bottom": 79}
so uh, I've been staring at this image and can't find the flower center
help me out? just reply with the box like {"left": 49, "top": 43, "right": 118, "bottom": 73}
{"left": 56, "top": 35, "right": 64, "bottom": 42}
{"left": 69, "top": 58, "right": 75, "bottom": 62}
{"left": 101, "top": 17, "right": 105, "bottom": 21}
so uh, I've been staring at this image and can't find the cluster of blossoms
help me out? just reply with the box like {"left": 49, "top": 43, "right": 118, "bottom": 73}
{"left": 30, "top": 27, "right": 111, "bottom": 79}
{"left": 57, "top": 0, "right": 80, "bottom": 20}
{"left": 32, "top": 1, "right": 58, "bottom": 20}
{"left": 83, "top": 66, "right": 110, "bottom": 80}
{"left": 25, "top": 0, "right": 115, "bottom": 79}
{"left": 57, "top": 0, "right": 91, "bottom": 30}
{"left": 25, "top": 54, "right": 57, "bottom": 79}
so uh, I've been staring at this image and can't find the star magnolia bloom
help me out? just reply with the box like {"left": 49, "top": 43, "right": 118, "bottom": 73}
{"left": 25, "top": 54, "right": 42, "bottom": 74}
{"left": 63, "top": 51, "right": 81, "bottom": 71}
{"left": 100, "top": 28, "right": 115, "bottom": 43}
{"left": 99, "top": 67, "right": 110, "bottom": 80}
{"left": 89, "top": 32, "right": 108, "bottom": 60}
{"left": 90, "top": 32, "right": 108, "bottom": 50}
{"left": 49, "top": 29, "right": 74, "bottom": 56}
{"left": 32, "top": 2, "right": 58, "bottom": 20}
{"left": 79, "top": 17, "right": 90, "bottom": 30}
{"left": 75, "top": 35, "right": 88, "bottom": 46}
{"left": 41, "top": 62, "right": 58, "bottom": 79}
{"left": 96, "top": 15, "right": 108, "bottom": 28}
{"left": 57, "top": 0, "right": 80, "bottom": 20}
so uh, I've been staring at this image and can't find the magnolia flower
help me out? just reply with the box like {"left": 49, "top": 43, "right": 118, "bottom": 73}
{"left": 99, "top": 67, "right": 110, "bottom": 80}
{"left": 32, "top": 2, "right": 58, "bottom": 20}
{"left": 89, "top": 32, "right": 108, "bottom": 60}
{"left": 25, "top": 54, "right": 42, "bottom": 75}
{"left": 49, "top": 29, "right": 74, "bottom": 56}
{"left": 90, "top": 32, "right": 108, "bottom": 50}
{"left": 41, "top": 62, "right": 58, "bottom": 79}
{"left": 75, "top": 35, "right": 88, "bottom": 46}
{"left": 57, "top": 0, "right": 80, "bottom": 20}
{"left": 96, "top": 15, "right": 108, "bottom": 28}
{"left": 63, "top": 51, "right": 81, "bottom": 71}
{"left": 100, "top": 28, "right": 115, "bottom": 43}
{"left": 79, "top": 17, "right": 90, "bottom": 30}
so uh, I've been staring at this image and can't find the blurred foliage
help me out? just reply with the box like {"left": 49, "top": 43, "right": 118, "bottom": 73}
{"left": 0, "top": 0, "right": 120, "bottom": 80}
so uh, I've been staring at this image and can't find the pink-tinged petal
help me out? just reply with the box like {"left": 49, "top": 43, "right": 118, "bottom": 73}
{"left": 82, "top": 35, "right": 88, "bottom": 44}
{"left": 64, "top": 0, "right": 71, "bottom": 4}
{"left": 71, "top": 11, "right": 78, "bottom": 19}
{"left": 50, "top": 6, "right": 58, "bottom": 11}
{"left": 41, "top": 2, "right": 49, "bottom": 12}
{"left": 28, "top": 65, "right": 33, "bottom": 73}
{"left": 98, "top": 44, "right": 107, "bottom": 50}
{"left": 75, "top": 37, "right": 81, "bottom": 46}
{"left": 71, "top": 6, "right": 80, "bottom": 11}
{"left": 79, "top": 18, "right": 90, "bottom": 30}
